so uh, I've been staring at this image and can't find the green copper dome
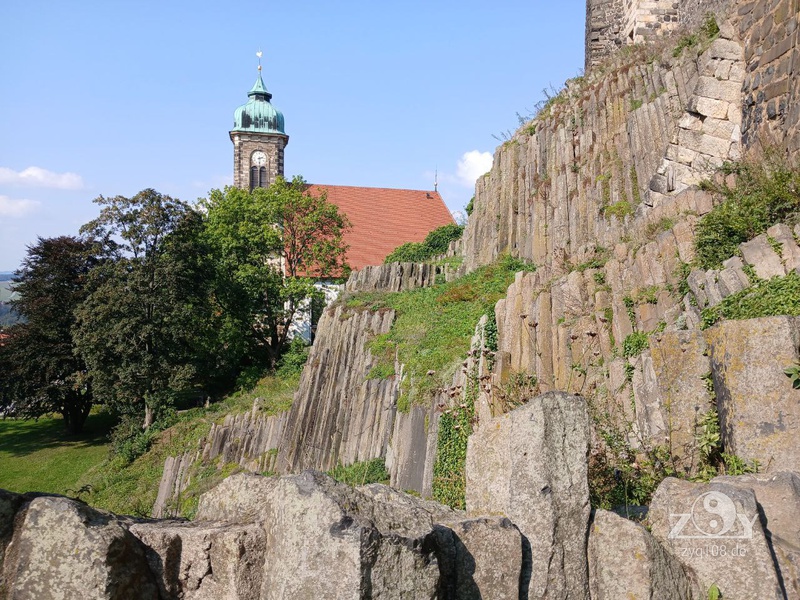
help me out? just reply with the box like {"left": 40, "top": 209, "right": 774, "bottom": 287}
{"left": 232, "top": 73, "right": 285, "bottom": 134}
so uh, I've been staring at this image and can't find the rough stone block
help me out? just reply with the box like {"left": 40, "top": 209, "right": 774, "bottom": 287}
{"left": 705, "top": 316, "right": 800, "bottom": 472}
{"left": 466, "top": 392, "right": 591, "bottom": 600}
{"left": 695, "top": 76, "right": 745, "bottom": 104}
{"left": 2, "top": 496, "right": 158, "bottom": 600}
{"left": 435, "top": 517, "right": 523, "bottom": 600}
{"left": 647, "top": 330, "right": 713, "bottom": 473}
{"left": 714, "top": 472, "right": 800, "bottom": 598}
{"left": 588, "top": 509, "right": 699, "bottom": 599}
{"left": 130, "top": 522, "right": 266, "bottom": 600}
{"left": 767, "top": 223, "right": 800, "bottom": 272}
{"left": 649, "top": 477, "right": 784, "bottom": 599}
{"left": 739, "top": 233, "right": 786, "bottom": 279}
{"left": 688, "top": 96, "right": 731, "bottom": 119}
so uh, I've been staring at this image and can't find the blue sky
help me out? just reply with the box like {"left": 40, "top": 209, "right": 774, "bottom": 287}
{"left": 0, "top": 1, "right": 585, "bottom": 271}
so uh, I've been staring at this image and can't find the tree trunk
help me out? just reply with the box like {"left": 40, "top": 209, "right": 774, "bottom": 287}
{"left": 62, "top": 395, "right": 92, "bottom": 435}
{"left": 143, "top": 404, "right": 154, "bottom": 430}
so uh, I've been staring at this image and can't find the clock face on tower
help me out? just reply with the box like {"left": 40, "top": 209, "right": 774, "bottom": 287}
{"left": 252, "top": 151, "right": 267, "bottom": 167}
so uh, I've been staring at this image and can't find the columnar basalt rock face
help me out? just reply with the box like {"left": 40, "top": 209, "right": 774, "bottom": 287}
{"left": 705, "top": 316, "right": 800, "bottom": 472}
{"left": 277, "top": 305, "right": 399, "bottom": 474}
{"left": 586, "top": 0, "right": 737, "bottom": 67}
{"left": 465, "top": 392, "right": 592, "bottom": 600}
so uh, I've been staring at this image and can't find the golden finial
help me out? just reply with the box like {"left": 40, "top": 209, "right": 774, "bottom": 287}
{"left": 256, "top": 50, "right": 263, "bottom": 72}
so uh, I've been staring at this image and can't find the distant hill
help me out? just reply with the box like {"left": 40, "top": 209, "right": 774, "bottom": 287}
{"left": 0, "top": 272, "right": 14, "bottom": 282}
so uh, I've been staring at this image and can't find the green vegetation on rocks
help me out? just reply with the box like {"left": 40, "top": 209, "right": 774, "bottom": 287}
{"left": 383, "top": 223, "right": 464, "bottom": 264}
{"left": 695, "top": 155, "right": 800, "bottom": 269}
{"left": 80, "top": 372, "right": 298, "bottom": 517}
{"left": 356, "top": 254, "right": 534, "bottom": 410}
{"left": 327, "top": 458, "right": 390, "bottom": 486}
{"left": 701, "top": 272, "right": 800, "bottom": 329}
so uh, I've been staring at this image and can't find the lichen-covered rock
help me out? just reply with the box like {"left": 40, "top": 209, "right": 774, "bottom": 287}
{"left": 2, "top": 496, "right": 158, "bottom": 600}
{"left": 196, "top": 471, "right": 526, "bottom": 599}
{"left": 713, "top": 471, "right": 800, "bottom": 599}
{"left": 705, "top": 316, "right": 800, "bottom": 472}
{"left": 588, "top": 509, "right": 700, "bottom": 599}
{"left": 465, "top": 391, "right": 591, "bottom": 600}
{"left": 648, "top": 477, "right": 784, "bottom": 599}
{"left": 130, "top": 521, "right": 266, "bottom": 600}
{"left": 638, "top": 330, "right": 714, "bottom": 474}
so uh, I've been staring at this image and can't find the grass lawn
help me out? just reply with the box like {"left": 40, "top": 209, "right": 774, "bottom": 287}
{"left": 0, "top": 411, "right": 114, "bottom": 496}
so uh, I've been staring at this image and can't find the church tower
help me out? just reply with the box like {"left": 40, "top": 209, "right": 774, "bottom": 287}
{"left": 230, "top": 60, "right": 288, "bottom": 190}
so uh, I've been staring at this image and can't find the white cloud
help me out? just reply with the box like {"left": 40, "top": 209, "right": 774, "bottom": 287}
{"left": 456, "top": 151, "right": 493, "bottom": 187}
{"left": 0, "top": 166, "right": 84, "bottom": 190}
{"left": 0, "top": 195, "right": 41, "bottom": 217}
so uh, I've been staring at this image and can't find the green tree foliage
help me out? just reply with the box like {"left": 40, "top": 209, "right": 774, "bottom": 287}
{"left": 383, "top": 223, "right": 464, "bottom": 264}
{"left": 201, "top": 176, "right": 350, "bottom": 369}
{"left": 74, "top": 190, "right": 212, "bottom": 429}
{"left": 0, "top": 237, "right": 100, "bottom": 433}
{"left": 695, "top": 154, "right": 800, "bottom": 269}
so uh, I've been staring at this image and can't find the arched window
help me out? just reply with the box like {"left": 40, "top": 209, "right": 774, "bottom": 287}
{"left": 259, "top": 166, "right": 268, "bottom": 188}
{"left": 250, "top": 166, "right": 258, "bottom": 191}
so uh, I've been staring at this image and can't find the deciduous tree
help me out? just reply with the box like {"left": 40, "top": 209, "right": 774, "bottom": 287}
{"left": 201, "top": 176, "right": 350, "bottom": 369}
{"left": 1, "top": 236, "right": 100, "bottom": 433}
{"left": 74, "top": 189, "right": 212, "bottom": 429}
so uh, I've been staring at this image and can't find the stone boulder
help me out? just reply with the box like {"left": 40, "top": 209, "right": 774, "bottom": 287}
{"left": 433, "top": 517, "right": 523, "bottom": 600}
{"left": 648, "top": 477, "right": 784, "bottom": 599}
{"left": 714, "top": 471, "right": 800, "bottom": 599}
{"left": 2, "top": 496, "right": 158, "bottom": 600}
{"left": 197, "top": 471, "right": 524, "bottom": 599}
{"left": 465, "top": 391, "right": 591, "bottom": 600}
{"left": 705, "top": 316, "right": 800, "bottom": 472}
{"left": 130, "top": 521, "right": 266, "bottom": 600}
{"left": 588, "top": 509, "right": 700, "bottom": 599}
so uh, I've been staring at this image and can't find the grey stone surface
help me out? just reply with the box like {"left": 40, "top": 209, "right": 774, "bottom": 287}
{"left": 434, "top": 517, "right": 523, "bottom": 600}
{"left": 714, "top": 471, "right": 800, "bottom": 599}
{"left": 130, "top": 521, "right": 266, "bottom": 600}
{"left": 197, "top": 471, "right": 523, "bottom": 599}
{"left": 588, "top": 509, "right": 700, "bottom": 600}
{"left": 705, "top": 316, "right": 800, "bottom": 472}
{"left": 466, "top": 391, "right": 591, "bottom": 600}
{"left": 2, "top": 496, "right": 158, "bottom": 600}
{"left": 648, "top": 477, "right": 784, "bottom": 599}
{"left": 740, "top": 234, "right": 786, "bottom": 279}
{"left": 0, "top": 490, "right": 24, "bottom": 593}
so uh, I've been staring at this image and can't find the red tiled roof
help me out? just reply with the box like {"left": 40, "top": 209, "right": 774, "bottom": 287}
{"left": 306, "top": 184, "right": 454, "bottom": 270}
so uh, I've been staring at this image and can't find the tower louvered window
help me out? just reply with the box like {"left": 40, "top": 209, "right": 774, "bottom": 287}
{"left": 259, "top": 166, "right": 267, "bottom": 188}
{"left": 250, "top": 166, "right": 258, "bottom": 191}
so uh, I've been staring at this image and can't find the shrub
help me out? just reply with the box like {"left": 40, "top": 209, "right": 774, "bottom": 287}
{"left": 622, "top": 331, "right": 649, "bottom": 358}
{"left": 701, "top": 272, "right": 800, "bottom": 328}
{"left": 695, "top": 154, "right": 800, "bottom": 269}
{"left": 327, "top": 458, "right": 389, "bottom": 486}
{"left": 384, "top": 224, "right": 464, "bottom": 264}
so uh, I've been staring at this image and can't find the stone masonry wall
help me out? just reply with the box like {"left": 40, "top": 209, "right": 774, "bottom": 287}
{"left": 586, "top": 0, "right": 737, "bottom": 68}
{"left": 738, "top": 0, "right": 800, "bottom": 152}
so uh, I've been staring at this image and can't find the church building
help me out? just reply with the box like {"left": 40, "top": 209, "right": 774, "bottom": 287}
{"left": 229, "top": 67, "right": 455, "bottom": 271}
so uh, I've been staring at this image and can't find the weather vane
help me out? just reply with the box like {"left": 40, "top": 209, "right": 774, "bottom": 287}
{"left": 256, "top": 50, "right": 263, "bottom": 72}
